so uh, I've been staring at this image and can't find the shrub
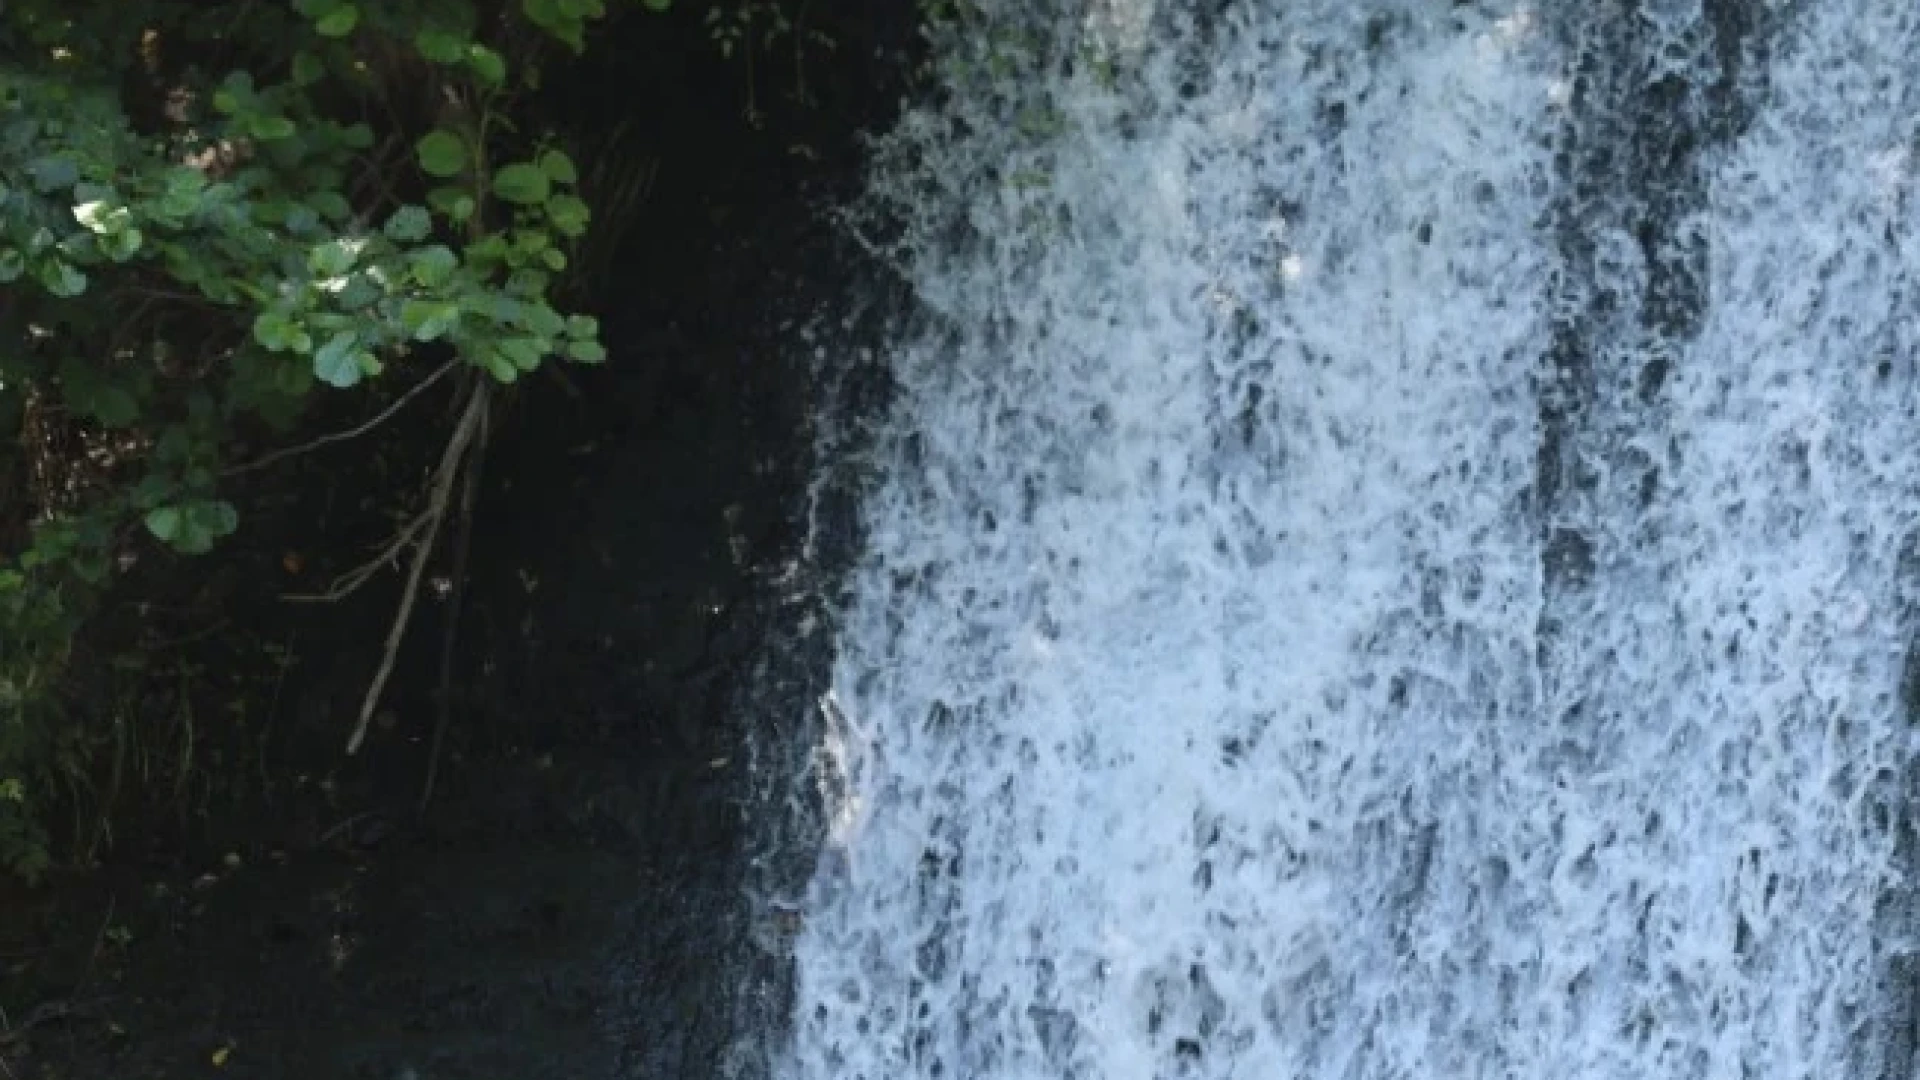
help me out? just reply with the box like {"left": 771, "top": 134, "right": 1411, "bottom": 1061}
{"left": 0, "top": 0, "right": 665, "bottom": 879}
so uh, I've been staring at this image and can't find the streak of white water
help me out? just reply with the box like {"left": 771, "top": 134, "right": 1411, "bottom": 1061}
{"left": 774, "top": 2, "right": 1920, "bottom": 1077}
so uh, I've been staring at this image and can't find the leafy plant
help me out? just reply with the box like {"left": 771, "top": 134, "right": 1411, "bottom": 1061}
{"left": 0, "top": 0, "right": 664, "bottom": 879}
{"left": 703, "top": 0, "right": 836, "bottom": 122}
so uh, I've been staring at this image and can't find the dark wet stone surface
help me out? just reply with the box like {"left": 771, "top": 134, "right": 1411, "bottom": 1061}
{"left": 0, "top": 5, "right": 917, "bottom": 1076}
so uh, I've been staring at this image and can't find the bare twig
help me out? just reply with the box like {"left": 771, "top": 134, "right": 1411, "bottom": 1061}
{"left": 346, "top": 377, "right": 489, "bottom": 755}
{"left": 0, "top": 1003, "right": 63, "bottom": 1050}
{"left": 0, "top": 999, "right": 109, "bottom": 1051}
{"left": 119, "top": 285, "right": 212, "bottom": 306}
{"left": 280, "top": 510, "right": 433, "bottom": 603}
{"left": 72, "top": 897, "right": 116, "bottom": 1006}
{"left": 139, "top": 617, "right": 232, "bottom": 651}
{"left": 258, "top": 630, "right": 297, "bottom": 800}
{"left": 316, "top": 811, "right": 373, "bottom": 845}
{"left": 419, "top": 398, "right": 488, "bottom": 812}
{"left": 225, "top": 360, "right": 455, "bottom": 476}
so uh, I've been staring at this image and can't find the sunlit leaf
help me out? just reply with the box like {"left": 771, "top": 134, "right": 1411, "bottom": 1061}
{"left": 313, "top": 331, "right": 362, "bottom": 388}
{"left": 384, "top": 205, "right": 432, "bottom": 242}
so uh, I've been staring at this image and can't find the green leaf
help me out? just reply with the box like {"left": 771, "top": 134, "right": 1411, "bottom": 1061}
{"left": 415, "top": 28, "right": 468, "bottom": 63}
{"left": 291, "top": 51, "right": 326, "bottom": 86}
{"left": 511, "top": 229, "right": 551, "bottom": 255}
{"left": 283, "top": 204, "right": 322, "bottom": 234}
{"left": 144, "top": 506, "right": 182, "bottom": 544}
{"left": 522, "top": 0, "right": 587, "bottom": 50}
{"left": 308, "top": 189, "right": 353, "bottom": 222}
{"left": 150, "top": 500, "right": 240, "bottom": 554}
{"left": 642, "top": 0, "right": 671, "bottom": 10}
{"left": 465, "top": 234, "right": 510, "bottom": 265}
{"left": 504, "top": 268, "right": 550, "bottom": 297}
{"left": 57, "top": 358, "right": 141, "bottom": 426}
{"left": 466, "top": 45, "right": 507, "bottom": 86}
{"left": 156, "top": 168, "right": 208, "bottom": 219}
{"left": 0, "top": 249, "right": 22, "bottom": 282}
{"left": 70, "top": 552, "right": 112, "bottom": 584}
{"left": 474, "top": 345, "right": 518, "bottom": 382}
{"left": 307, "top": 238, "right": 359, "bottom": 275}
{"left": 313, "top": 331, "right": 362, "bottom": 388}
{"left": 522, "top": 0, "right": 561, "bottom": 30}
{"left": 491, "top": 162, "right": 550, "bottom": 205}
{"left": 497, "top": 336, "right": 546, "bottom": 372}
{"left": 463, "top": 292, "right": 520, "bottom": 325}
{"left": 564, "top": 314, "right": 598, "bottom": 338}
{"left": 252, "top": 312, "right": 312, "bottom": 353}
{"left": 200, "top": 500, "right": 240, "bottom": 534}
{"left": 538, "top": 150, "right": 577, "bottom": 185}
{"left": 26, "top": 156, "right": 78, "bottom": 193}
{"left": 251, "top": 114, "right": 297, "bottom": 140}
{"left": 99, "top": 227, "right": 143, "bottom": 261}
{"left": 384, "top": 205, "right": 432, "bottom": 242}
{"left": 544, "top": 193, "right": 590, "bottom": 238}
{"left": 38, "top": 261, "right": 86, "bottom": 297}
{"left": 131, "top": 475, "right": 174, "bottom": 508}
{"left": 82, "top": 385, "right": 139, "bottom": 426}
{"left": 314, "top": 3, "right": 360, "bottom": 36}
{"left": 212, "top": 72, "right": 255, "bottom": 115}
{"left": 416, "top": 130, "right": 467, "bottom": 178}
{"left": 400, "top": 299, "right": 461, "bottom": 341}
{"left": 340, "top": 123, "right": 376, "bottom": 150}
{"left": 408, "top": 244, "right": 459, "bottom": 287}
{"left": 520, "top": 301, "right": 566, "bottom": 337}
{"left": 426, "top": 185, "right": 476, "bottom": 222}
{"left": 541, "top": 247, "right": 567, "bottom": 271}
{"left": 334, "top": 274, "right": 382, "bottom": 310}
{"left": 566, "top": 338, "right": 607, "bottom": 364}
{"left": 73, "top": 200, "right": 130, "bottom": 235}
{"left": 57, "top": 231, "right": 101, "bottom": 264}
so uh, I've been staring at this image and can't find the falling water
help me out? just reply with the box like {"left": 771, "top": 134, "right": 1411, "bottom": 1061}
{"left": 767, "top": 1, "right": 1920, "bottom": 1076}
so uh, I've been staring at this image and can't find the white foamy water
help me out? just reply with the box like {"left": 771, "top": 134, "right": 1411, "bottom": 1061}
{"left": 773, "top": 1, "right": 1920, "bottom": 1077}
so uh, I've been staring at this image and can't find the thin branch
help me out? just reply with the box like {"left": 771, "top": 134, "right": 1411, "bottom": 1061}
{"left": 346, "top": 377, "right": 489, "bottom": 755}
{"left": 118, "top": 285, "right": 214, "bottom": 307}
{"left": 316, "top": 811, "right": 373, "bottom": 845}
{"left": 71, "top": 896, "right": 116, "bottom": 1008}
{"left": 280, "top": 509, "right": 433, "bottom": 603}
{"left": 419, "top": 398, "right": 487, "bottom": 812}
{"left": 224, "top": 360, "right": 455, "bottom": 477}
{"left": 0, "top": 1002, "right": 74, "bottom": 1051}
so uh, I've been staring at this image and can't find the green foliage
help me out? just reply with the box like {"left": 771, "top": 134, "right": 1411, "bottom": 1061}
{"left": 0, "top": 0, "right": 660, "bottom": 879}
{"left": 702, "top": 0, "right": 837, "bottom": 122}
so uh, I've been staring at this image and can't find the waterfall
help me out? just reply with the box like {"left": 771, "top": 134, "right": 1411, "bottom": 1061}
{"left": 766, "top": 1, "right": 1920, "bottom": 1076}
